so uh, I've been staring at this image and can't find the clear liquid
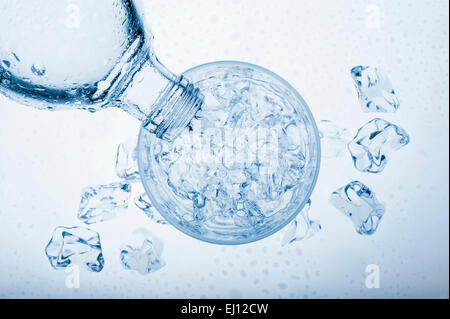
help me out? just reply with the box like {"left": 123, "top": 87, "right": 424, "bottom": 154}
{"left": 0, "top": 0, "right": 148, "bottom": 111}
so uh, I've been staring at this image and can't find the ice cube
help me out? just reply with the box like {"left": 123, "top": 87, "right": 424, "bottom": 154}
{"left": 115, "top": 138, "right": 140, "bottom": 181}
{"left": 351, "top": 65, "right": 400, "bottom": 112}
{"left": 330, "top": 181, "right": 385, "bottom": 235}
{"left": 281, "top": 200, "right": 321, "bottom": 246}
{"left": 45, "top": 226, "right": 104, "bottom": 272}
{"left": 348, "top": 118, "right": 410, "bottom": 173}
{"left": 318, "top": 120, "right": 351, "bottom": 158}
{"left": 78, "top": 182, "right": 132, "bottom": 224}
{"left": 120, "top": 229, "right": 165, "bottom": 275}
{"left": 134, "top": 192, "right": 168, "bottom": 225}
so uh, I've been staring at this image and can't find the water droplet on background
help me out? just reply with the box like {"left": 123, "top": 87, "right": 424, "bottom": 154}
{"left": 31, "top": 63, "right": 46, "bottom": 76}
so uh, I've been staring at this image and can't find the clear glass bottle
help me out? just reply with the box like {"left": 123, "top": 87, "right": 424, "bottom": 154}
{"left": 0, "top": 0, "right": 203, "bottom": 141}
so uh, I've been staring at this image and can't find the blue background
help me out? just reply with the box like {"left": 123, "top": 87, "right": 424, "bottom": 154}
{"left": 0, "top": 0, "right": 448, "bottom": 298}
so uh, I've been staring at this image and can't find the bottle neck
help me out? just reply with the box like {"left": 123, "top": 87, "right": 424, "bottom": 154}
{"left": 116, "top": 53, "right": 203, "bottom": 142}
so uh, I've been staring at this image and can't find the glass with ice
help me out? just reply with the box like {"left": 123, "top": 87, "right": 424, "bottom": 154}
{"left": 138, "top": 62, "right": 321, "bottom": 244}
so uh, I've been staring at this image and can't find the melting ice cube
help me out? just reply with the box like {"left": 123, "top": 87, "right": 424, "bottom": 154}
{"left": 45, "top": 226, "right": 104, "bottom": 272}
{"left": 281, "top": 200, "right": 321, "bottom": 246}
{"left": 318, "top": 120, "right": 350, "bottom": 158}
{"left": 78, "top": 182, "right": 132, "bottom": 224}
{"left": 115, "top": 138, "right": 140, "bottom": 181}
{"left": 330, "top": 181, "right": 385, "bottom": 235}
{"left": 348, "top": 118, "right": 410, "bottom": 173}
{"left": 351, "top": 65, "right": 400, "bottom": 113}
{"left": 134, "top": 192, "right": 168, "bottom": 225}
{"left": 120, "top": 229, "right": 165, "bottom": 275}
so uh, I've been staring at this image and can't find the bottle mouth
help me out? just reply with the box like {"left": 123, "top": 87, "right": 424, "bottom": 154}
{"left": 143, "top": 75, "right": 203, "bottom": 142}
